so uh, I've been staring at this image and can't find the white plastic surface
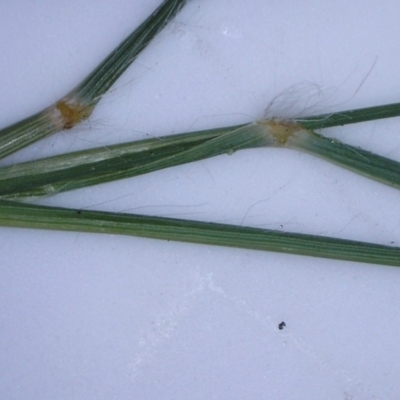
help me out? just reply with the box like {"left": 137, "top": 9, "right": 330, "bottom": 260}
{"left": 1, "top": 1, "right": 400, "bottom": 398}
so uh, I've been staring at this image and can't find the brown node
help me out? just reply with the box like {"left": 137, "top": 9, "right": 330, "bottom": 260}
{"left": 261, "top": 119, "right": 303, "bottom": 145}
{"left": 56, "top": 100, "right": 93, "bottom": 129}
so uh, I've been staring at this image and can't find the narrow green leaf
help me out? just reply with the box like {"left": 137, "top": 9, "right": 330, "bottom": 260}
{"left": 288, "top": 128, "right": 400, "bottom": 190}
{"left": 0, "top": 199, "right": 399, "bottom": 267}
{"left": 75, "top": 0, "right": 189, "bottom": 105}
{"left": 300, "top": 102, "right": 400, "bottom": 130}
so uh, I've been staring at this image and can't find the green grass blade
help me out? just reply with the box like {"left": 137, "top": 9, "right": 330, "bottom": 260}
{"left": 0, "top": 0, "right": 189, "bottom": 160}
{"left": 288, "top": 128, "right": 400, "bottom": 190}
{"left": 300, "top": 102, "right": 400, "bottom": 130}
{"left": 75, "top": 0, "right": 188, "bottom": 104}
{"left": 0, "top": 199, "right": 399, "bottom": 267}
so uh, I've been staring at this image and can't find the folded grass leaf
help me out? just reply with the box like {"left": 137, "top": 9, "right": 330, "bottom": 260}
{"left": 0, "top": 124, "right": 246, "bottom": 198}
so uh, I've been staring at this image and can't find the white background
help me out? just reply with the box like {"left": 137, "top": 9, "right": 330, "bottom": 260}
{"left": 1, "top": 0, "right": 400, "bottom": 398}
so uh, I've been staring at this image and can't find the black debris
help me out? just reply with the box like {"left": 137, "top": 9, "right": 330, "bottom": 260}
{"left": 278, "top": 321, "right": 286, "bottom": 330}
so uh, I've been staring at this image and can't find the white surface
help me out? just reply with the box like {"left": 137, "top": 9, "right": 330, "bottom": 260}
{"left": 1, "top": 1, "right": 400, "bottom": 398}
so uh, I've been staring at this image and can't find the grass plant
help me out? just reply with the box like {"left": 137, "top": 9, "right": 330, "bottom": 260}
{"left": 0, "top": 0, "right": 399, "bottom": 267}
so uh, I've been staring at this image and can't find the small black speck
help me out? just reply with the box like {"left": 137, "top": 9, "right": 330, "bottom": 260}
{"left": 278, "top": 321, "right": 286, "bottom": 330}
{"left": 76, "top": 210, "right": 82, "bottom": 215}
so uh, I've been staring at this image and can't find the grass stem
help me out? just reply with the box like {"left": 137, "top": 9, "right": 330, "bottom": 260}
{"left": 2, "top": 107, "right": 400, "bottom": 199}
{"left": 0, "top": 0, "right": 189, "bottom": 160}
{"left": 0, "top": 199, "right": 399, "bottom": 267}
